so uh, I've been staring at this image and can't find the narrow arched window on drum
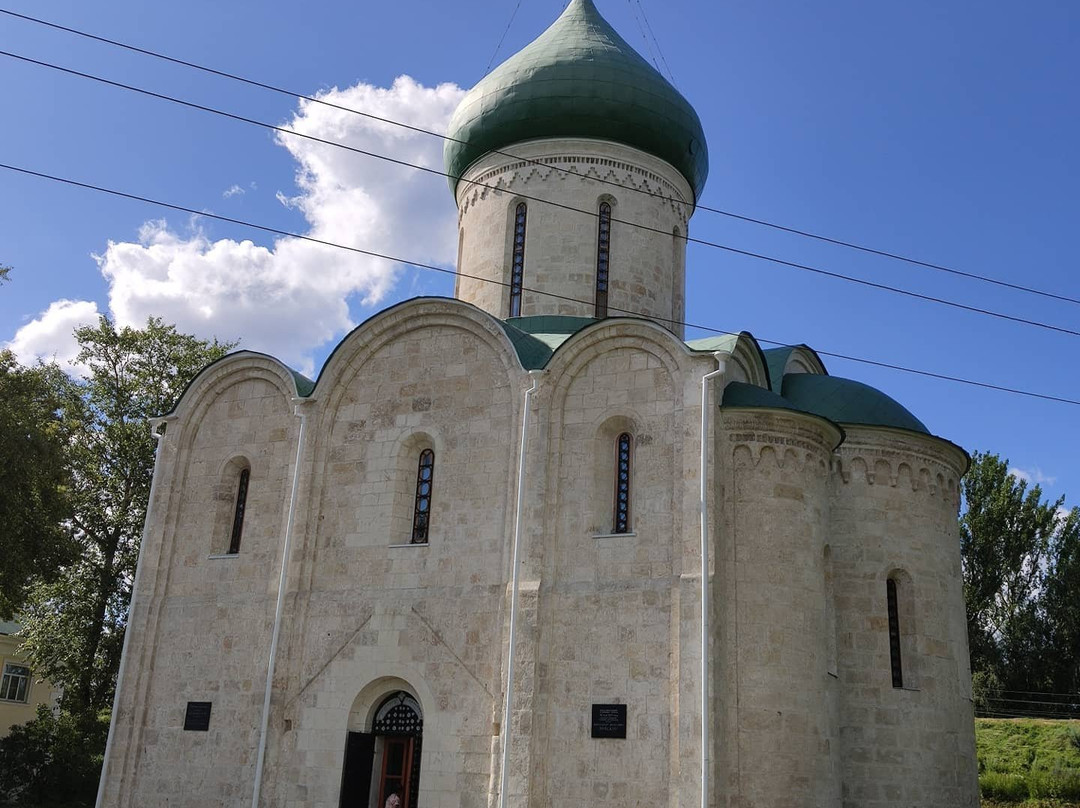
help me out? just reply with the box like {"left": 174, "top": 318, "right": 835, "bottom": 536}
{"left": 509, "top": 203, "right": 527, "bottom": 317}
{"left": 411, "top": 449, "right": 434, "bottom": 544}
{"left": 614, "top": 433, "right": 632, "bottom": 533}
{"left": 595, "top": 201, "right": 612, "bottom": 318}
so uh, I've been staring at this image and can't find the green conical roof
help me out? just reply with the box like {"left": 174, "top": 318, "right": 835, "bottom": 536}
{"left": 444, "top": 0, "right": 709, "bottom": 201}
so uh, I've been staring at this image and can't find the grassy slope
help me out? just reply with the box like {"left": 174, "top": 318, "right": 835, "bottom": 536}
{"left": 977, "top": 718, "right": 1080, "bottom": 806}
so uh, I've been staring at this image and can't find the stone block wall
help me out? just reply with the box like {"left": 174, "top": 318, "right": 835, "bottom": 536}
{"left": 100, "top": 358, "right": 302, "bottom": 808}
{"left": 715, "top": 409, "right": 844, "bottom": 808}
{"left": 526, "top": 326, "right": 692, "bottom": 808}
{"left": 264, "top": 303, "right": 523, "bottom": 808}
{"left": 100, "top": 302, "right": 979, "bottom": 808}
{"left": 829, "top": 429, "right": 978, "bottom": 808}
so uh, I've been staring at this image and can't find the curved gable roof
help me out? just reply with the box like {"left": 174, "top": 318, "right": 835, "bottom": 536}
{"left": 761, "top": 345, "right": 828, "bottom": 393}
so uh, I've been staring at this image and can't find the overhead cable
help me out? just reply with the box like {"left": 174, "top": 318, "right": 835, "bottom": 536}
{"left": 484, "top": 0, "right": 525, "bottom": 74}
{"left": 634, "top": 0, "right": 677, "bottom": 86}
{"left": 2, "top": 159, "right": 1078, "bottom": 408}
{"left": 626, "top": 0, "right": 664, "bottom": 76}
{"left": 3, "top": 47, "right": 1079, "bottom": 341}
{"left": 1, "top": 7, "right": 1076, "bottom": 306}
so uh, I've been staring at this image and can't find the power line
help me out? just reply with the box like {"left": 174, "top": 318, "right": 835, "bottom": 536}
{"left": 980, "top": 705, "right": 1079, "bottom": 719}
{"left": 3, "top": 159, "right": 1078, "bottom": 408}
{"left": 485, "top": 0, "right": 525, "bottom": 74}
{"left": 978, "top": 708, "right": 1078, "bottom": 719}
{"left": 711, "top": 209, "right": 1080, "bottom": 307}
{"left": 983, "top": 696, "right": 1080, "bottom": 708}
{"left": 2, "top": 7, "right": 1076, "bottom": 308}
{"left": 626, "top": 0, "right": 664, "bottom": 77}
{"left": 996, "top": 688, "right": 1080, "bottom": 699}
{"left": 634, "top": 0, "right": 677, "bottom": 86}
{"left": 4, "top": 48, "right": 1080, "bottom": 342}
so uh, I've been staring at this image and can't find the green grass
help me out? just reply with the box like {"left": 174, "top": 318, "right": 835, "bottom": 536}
{"left": 978, "top": 718, "right": 1080, "bottom": 806}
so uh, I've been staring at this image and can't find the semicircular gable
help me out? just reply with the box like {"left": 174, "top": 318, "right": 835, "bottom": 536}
{"left": 543, "top": 317, "right": 694, "bottom": 398}
{"left": 762, "top": 344, "right": 828, "bottom": 392}
{"left": 312, "top": 298, "right": 526, "bottom": 415}
{"left": 167, "top": 351, "right": 305, "bottom": 425}
{"left": 785, "top": 345, "right": 828, "bottom": 377}
{"left": 725, "top": 332, "right": 770, "bottom": 388}
{"left": 686, "top": 331, "right": 769, "bottom": 388}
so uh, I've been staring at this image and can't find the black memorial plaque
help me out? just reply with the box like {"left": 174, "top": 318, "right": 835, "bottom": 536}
{"left": 183, "top": 701, "right": 212, "bottom": 731}
{"left": 590, "top": 703, "right": 627, "bottom": 739}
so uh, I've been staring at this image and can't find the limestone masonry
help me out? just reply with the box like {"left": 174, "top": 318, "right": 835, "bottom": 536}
{"left": 98, "top": 1, "right": 979, "bottom": 806}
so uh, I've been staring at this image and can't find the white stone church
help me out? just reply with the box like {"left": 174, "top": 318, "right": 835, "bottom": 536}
{"left": 98, "top": 1, "right": 978, "bottom": 806}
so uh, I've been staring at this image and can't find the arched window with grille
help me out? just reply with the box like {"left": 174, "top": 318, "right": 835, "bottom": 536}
{"left": 411, "top": 449, "right": 435, "bottom": 544}
{"left": 594, "top": 201, "right": 612, "bottom": 318}
{"left": 613, "top": 432, "right": 632, "bottom": 533}
{"left": 887, "top": 576, "right": 904, "bottom": 687}
{"left": 509, "top": 202, "right": 527, "bottom": 317}
{"left": 228, "top": 467, "right": 250, "bottom": 555}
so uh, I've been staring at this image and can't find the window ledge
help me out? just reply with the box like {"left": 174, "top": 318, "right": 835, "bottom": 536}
{"left": 592, "top": 532, "right": 637, "bottom": 539}
{"left": 893, "top": 685, "right": 921, "bottom": 693}
{"left": 206, "top": 553, "right": 239, "bottom": 560}
{"left": 389, "top": 543, "right": 428, "bottom": 549}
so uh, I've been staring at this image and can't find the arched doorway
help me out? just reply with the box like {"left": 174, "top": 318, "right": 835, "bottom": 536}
{"left": 339, "top": 691, "right": 423, "bottom": 808}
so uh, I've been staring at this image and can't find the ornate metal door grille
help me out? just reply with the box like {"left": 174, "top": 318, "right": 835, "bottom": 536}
{"left": 373, "top": 692, "right": 423, "bottom": 736}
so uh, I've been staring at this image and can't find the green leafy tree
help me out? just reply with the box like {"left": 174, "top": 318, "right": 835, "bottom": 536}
{"left": 20, "top": 317, "right": 232, "bottom": 716}
{"left": 0, "top": 704, "right": 110, "bottom": 808}
{"left": 961, "top": 451, "right": 1077, "bottom": 703}
{"left": 0, "top": 351, "right": 77, "bottom": 618}
{"left": 1041, "top": 505, "right": 1080, "bottom": 694}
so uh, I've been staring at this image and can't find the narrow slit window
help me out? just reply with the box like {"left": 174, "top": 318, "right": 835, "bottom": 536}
{"left": 228, "top": 468, "right": 249, "bottom": 555}
{"left": 509, "top": 203, "right": 526, "bottom": 318}
{"left": 614, "top": 433, "right": 632, "bottom": 533}
{"left": 594, "top": 202, "right": 612, "bottom": 318}
{"left": 412, "top": 449, "right": 435, "bottom": 544}
{"left": 887, "top": 578, "right": 903, "bottom": 688}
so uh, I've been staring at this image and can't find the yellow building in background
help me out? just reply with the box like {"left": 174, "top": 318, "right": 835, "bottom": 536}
{"left": 0, "top": 620, "right": 61, "bottom": 736}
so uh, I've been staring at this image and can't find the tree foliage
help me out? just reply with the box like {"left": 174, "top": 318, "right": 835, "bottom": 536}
{"left": 0, "top": 351, "right": 76, "bottom": 618}
{"left": 19, "top": 317, "right": 232, "bottom": 716}
{"left": 0, "top": 704, "right": 110, "bottom": 808}
{"left": 961, "top": 451, "right": 1080, "bottom": 708}
{"left": 1041, "top": 505, "right": 1080, "bottom": 694}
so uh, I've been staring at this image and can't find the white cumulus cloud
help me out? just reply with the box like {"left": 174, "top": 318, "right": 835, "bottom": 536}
{"left": 7, "top": 299, "right": 101, "bottom": 373}
{"left": 8, "top": 75, "right": 465, "bottom": 375}
{"left": 1009, "top": 466, "right": 1057, "bottom": 487}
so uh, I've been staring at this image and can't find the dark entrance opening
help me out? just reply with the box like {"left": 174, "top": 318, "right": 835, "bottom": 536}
{"left": 339, "top": 691, "right": 423, "bottom": 808}
{"left": 340, "top": 731, "right": 376, "bottom": 807}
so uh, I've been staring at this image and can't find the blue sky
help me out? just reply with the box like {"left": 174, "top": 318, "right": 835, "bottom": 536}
{"left": 1, "top": 0, "right": 1077, "bottom": 506}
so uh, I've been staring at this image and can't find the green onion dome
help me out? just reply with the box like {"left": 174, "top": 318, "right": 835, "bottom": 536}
{"left": 444, "top": 0, "right": 709, "bottom": 202}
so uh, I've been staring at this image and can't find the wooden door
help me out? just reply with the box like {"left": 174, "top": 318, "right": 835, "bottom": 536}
{"left": 376, "top": 736, "right": 414, "bottom": 808}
